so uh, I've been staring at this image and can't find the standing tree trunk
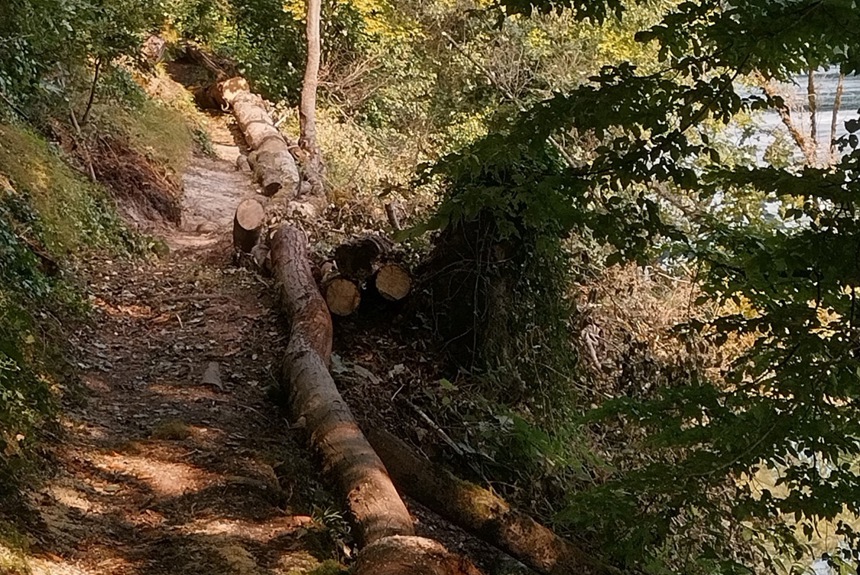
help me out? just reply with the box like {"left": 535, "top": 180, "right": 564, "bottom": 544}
{"left": 300, "top": 0, "right": 323, "bottom": 177}
{"left": 297, "top": 0, "right": 326, "bottom": 201}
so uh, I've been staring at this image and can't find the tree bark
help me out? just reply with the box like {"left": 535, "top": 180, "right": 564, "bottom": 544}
{"left": 829, "top": 72, "right": 845, "bottom": 164}
{"left": 233, "top": 198, "right": 266, "bottom": 253}
{"left": 334, "top": 234, "right": 394, "bottom": 282}
{"left": 272, "top": 224, "right": 413, "bottom": 543}
{"left": 369, "top": 429, "right": 618, "bottom": 575}
{"left": 270, "top": 225, "right": 485, "bottom": 574}
{"left": 763, "top": 82, "right": 817, "bottom": 165}
{"left": 300, "top": 0, "right": 323, "bottom": 173}
{"left": 355, "top": 536, "right": 483, "bottom": 575}
{"left": 228, "top": 91, "right": 300, "bottom": 197}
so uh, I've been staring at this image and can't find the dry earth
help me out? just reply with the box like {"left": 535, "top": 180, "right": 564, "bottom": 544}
{"left": 14, "top": 114, "right": 347, "bottom": 575}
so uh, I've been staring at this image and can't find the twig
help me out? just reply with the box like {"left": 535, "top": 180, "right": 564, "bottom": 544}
{"left": 404, "top": 398, "right": 463, "bottom": 456}
{"left": 0, "top": 91, "right": 29, "bottom": 122}
{"left": 69, "top": 106, "right": 97, "bottom": 182}
{"left": 80, "top": 56, "right": 102, "bottom": 127}
{"left": 441, "top": 31, "right": 579, "bottom": 169}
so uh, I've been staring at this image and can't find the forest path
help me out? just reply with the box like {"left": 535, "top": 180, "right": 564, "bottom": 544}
{"left": 21, "top": 114, "right": 342, "bottom": 575}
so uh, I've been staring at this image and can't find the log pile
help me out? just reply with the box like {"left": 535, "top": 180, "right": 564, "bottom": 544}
{"left": 227, "top": 90, "right": 300, "bottom": 198}
{"left": 321, "top": 234, "right": 413, "bottom": 316}
{"left": 222, "top": 75, "right": 483, "bottom": 573}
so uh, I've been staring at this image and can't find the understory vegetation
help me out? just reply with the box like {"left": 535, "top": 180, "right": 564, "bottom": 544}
{"left": 3, "top": 0, "right": 860, "bottom": 574}
{"left": 0, "top": 0, "right": 198, "bottom": 490}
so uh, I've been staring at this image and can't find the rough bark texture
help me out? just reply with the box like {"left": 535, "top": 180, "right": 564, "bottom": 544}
{"left": 324, "top": 276, "right": 362, "bottom": 317}
{"left": 355, "top": 536, "right": 484, "bottom": 575}
{"left": 374, "top": 263, "right": 412, "bottom": 301}
{"left": 369, "top": 429, "right": 616, "bottom": 575}
{"left": 334, "top": 235, "right": 394, "bottom": 282}
{"left": 271, "top": 225, "right": 412, "bottom": 544}
{"left": 233, "top": 198, "right": 266, "bottom": 253}
{"left": 227, "top": 91, "right": 300, "bottom": 197}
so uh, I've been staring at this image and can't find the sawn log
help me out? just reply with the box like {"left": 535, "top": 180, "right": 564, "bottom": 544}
{"left": 224, "top": 91, "right": 300, "bottom": 197}
{"left": 270, "top": 224, "right": 483, "bottom": 574}
{"left": 369, "top": 428, "right": 619, "bottom": 575}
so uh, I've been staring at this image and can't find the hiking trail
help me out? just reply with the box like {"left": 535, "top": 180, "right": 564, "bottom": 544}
{"left": 21, "top": 112, "right": 344, "bottom": 575}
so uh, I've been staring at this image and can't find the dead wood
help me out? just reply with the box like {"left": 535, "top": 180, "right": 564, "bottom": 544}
{"left": 227, "top": 90, "right": 300, "bottom": 197}
{"left": 271, "top": 224, "right": 411, "bottom": 543}
{"left": 323, "top": 275, "right": 362, "bottom": 317}
{"left": 233, "top": 198, "right": 266, "bottom": 253}
{"left": 271, "top": 224, "right": 484, "bottom": 573}
{"left": 184, "top": 43, "right": 230, "bottom": 79}
{"left": 334, "top": 234, "right": 394, "bottom": 282}
{"left": 355, "top": 536, "right": 484, "bottom": 575}
{"left": 369, "top": 428, "right": 617, "bottom": 575}
{"left": 374, "top": 263, "right": 412, "bottom": 301}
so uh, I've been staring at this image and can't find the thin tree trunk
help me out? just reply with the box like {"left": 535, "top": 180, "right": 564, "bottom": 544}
{"left": 829, "top": 72, "right": 846, "bottom": 164}
{"left": 80, "top": 56, "right": 102, "bottom": 127}
{"left": 763, "top": 82, "right": 816, "bottom": 166}
{"left": 300, "top": 0, "right": 322, "bottom": 173}
{"left": 369, "top": 429, "right": 618, "bottom": 575}
{"left": 807, "top": 68, "right": 817, "bottom": 162}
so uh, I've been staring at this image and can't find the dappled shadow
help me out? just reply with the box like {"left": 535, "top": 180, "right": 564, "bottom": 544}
{"left": 15, "top": 247, "right": 346, "bottom": 575}
{"left": 1, "top": 108, "right": 346, "bottom": 572}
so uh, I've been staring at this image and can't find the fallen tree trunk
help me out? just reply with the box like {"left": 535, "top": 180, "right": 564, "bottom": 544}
{"left": 270, "top": 224, "right": 483, "bottom": 574}
{"left": 355, "top": 536, "right": 483, "bottom": 575}
{"left": 369, "top": 428, "right": 617, "bottom": 575}
{"left": 335, "top": 234, "right": 394, "bottom": 282}
{"left": 233, "top": 198, "right": 266, "bottom": 253}
{"left": 226, "top": 91, "right": 300, "bottom": 197}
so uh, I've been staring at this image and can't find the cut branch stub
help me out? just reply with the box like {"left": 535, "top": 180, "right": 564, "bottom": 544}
{"left": 334, "top": 234, "right": 394, "bottom": 282}
{"left": 374, "top": 263, "right": 412, "bottom": 301}
{"left": 324, "top": 276, "right": 361, "bottom": 316}
{"left": 233, "top": 198, "right": 266, "bottom": 253}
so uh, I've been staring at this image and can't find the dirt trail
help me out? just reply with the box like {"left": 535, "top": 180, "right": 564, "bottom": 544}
{"left": 20, "top": 114, "right": 344, "bottom": 575}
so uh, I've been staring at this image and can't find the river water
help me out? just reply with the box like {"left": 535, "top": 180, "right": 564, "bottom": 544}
{"left": 750, "top": 71, "right": 860, "bottom": 162}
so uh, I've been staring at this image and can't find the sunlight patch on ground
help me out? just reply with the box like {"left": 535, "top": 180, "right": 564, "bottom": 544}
{"left": 183, "top": 515, "right": 313, "bottom": 541}
{"left": 30, "top": 556, "right": 90, "bottom": 575}
{"left": 46, "top": 485, "right": 106, "bottom": 515}
{"left": 92, "top": 452, "right": 216, "bottom": 497}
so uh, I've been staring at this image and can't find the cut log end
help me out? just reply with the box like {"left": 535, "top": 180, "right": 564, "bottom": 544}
{"left": 375, "top": 263, "right": 412, "bottom": 301}
{"left": 233, "top": 198, "right": 266, "bottom": 253}
{"left": 324, "top": 276, "right": 361, "bottom": 316}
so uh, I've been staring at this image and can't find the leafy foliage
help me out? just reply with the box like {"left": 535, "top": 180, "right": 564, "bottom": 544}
{"left": 418, "top": 0, "right": 860, "bottom": 573}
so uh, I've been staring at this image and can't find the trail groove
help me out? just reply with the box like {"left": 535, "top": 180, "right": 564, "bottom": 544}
{"left": 22, "top": 114, "right": 341, "bottom": 575}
